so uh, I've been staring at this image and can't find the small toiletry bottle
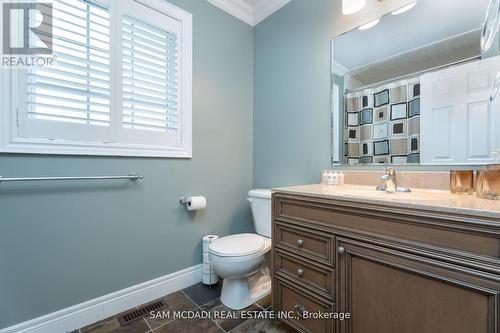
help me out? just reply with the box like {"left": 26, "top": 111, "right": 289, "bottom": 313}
{"left": 333, "top": 171, "right": 339, "bottom": 185}
{"left": 327, "top": 171, "right": 338, "bottom": 186}
{"left": 326, "top": 171, "right": 334, "bottom": 185}
{"left": 322, "top": 170, "right": 328, "bottom": 184}
{"left": 338, "top": 172, "right": 345, "bottom": 186}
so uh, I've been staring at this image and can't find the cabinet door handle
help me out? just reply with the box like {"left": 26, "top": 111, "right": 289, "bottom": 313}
{"left": 338, "top": 246, "right": 345, "bottom": 254}
{"left": 296, "top": 239, "right": 304, "bottom": 247}
{"left": 296, "top": 268, "right": 304, "bottom": 277}
{"left": 294, "top": 304, "right": 307, "bottom": 317}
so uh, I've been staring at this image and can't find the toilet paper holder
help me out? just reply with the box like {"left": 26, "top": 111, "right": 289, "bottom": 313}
{"left": 179, "top": 196, "right": 207, "bottom": 211}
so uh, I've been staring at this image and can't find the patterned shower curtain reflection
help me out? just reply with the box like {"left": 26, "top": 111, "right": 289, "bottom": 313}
{"left": 344, "top": 78, "right": 421, "bottom": 165}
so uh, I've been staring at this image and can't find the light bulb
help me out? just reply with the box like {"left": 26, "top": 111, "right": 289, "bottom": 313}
{"left": 391, "top": 1, "right": 417, "bottom": 15}
{"left": 358, "top": 18, "right": 380, "bottom": 30}
{"left": 342, "top": 0, "right": 366, "bottom": 15}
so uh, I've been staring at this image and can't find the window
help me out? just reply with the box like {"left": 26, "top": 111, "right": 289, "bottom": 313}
{"left": 22, "top": 0, "right": 111, "bottom": 143}
{"left": 1, "top": 0, "right": 193, "bottom": 157}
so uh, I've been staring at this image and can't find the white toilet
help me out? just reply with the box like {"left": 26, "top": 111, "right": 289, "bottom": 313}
{"left": 209, "top": 189, "right": 272, "bottom": 310}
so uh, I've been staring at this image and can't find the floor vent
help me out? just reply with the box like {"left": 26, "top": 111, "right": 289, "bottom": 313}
{"left": 118, "top": 300, "right": 166, "bottom": 326}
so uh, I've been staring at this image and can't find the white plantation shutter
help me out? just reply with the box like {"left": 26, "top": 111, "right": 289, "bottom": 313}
{"left": 117, "top": 0, "right": 183, "bottom": 147}
{"left": 122, "top": 16, "right": 179, "bottom": 132}
{"left": 19, "top": 0, "right": 111, "bottom": 142}
{"left": 11, "top": 0, "right": 192, "bottom": 156}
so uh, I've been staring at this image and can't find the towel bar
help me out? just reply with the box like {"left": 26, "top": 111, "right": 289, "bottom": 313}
{"left": 0, "top": 172, "right": 143, "bottom": 183}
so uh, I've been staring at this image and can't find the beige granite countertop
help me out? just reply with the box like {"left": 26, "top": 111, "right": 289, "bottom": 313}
{"left": 272, "top": 184, "right": 500, "bottom": 220}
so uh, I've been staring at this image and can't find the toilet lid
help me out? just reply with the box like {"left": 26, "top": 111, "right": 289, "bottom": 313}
{"left": 248, "top": 189, "right": 272, "bottom": 199}
{"left": 209, "top": 233, "right": 266, "bottom": 257}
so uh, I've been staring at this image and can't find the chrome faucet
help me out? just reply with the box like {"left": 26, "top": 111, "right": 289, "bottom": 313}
{"left": 379, "top": 167, "right": 397, "bottom": 193}
{"left": 377, "top": 167, "right": 411, "bottom": 193}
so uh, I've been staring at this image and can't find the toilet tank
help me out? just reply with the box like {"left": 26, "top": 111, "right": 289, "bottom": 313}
{"left": 248, "top": 189, "right": 272, "bottom": 237}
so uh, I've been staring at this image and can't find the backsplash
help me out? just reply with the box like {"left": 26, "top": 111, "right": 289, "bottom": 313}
{"left": 341, "top": 171, "right": 450, "bottom": 190}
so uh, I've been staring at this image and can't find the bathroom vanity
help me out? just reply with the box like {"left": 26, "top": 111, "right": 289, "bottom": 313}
{"left": 271, "top": 185, "right": 500, "bottom": 333}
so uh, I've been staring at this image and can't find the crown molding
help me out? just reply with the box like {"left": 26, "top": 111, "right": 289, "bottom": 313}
{"left": 207, "top": 0, "right": 254, "bottom": 25}
{"left": 207, "top": 0, "right": 290, "bottom": 26}
{"left": 253, "top": 0, "right": 291, "bottom": 25}
{"left": 332, "top": 59, "right": 350, "bottom": 76}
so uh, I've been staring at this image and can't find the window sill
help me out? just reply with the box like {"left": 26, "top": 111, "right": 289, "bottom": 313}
{"left": 0, "top": 140, "right": 192, "bottom": 158}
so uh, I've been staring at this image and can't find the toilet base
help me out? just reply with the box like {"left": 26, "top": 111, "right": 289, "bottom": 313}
{"left": 220, "top": 266, "right": 271, "bottom": 310}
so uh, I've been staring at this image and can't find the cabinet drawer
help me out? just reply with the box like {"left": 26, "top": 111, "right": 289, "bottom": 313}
{"left": 275, "top": 250, "right": 335, "bottom": 300}
{"left": 275, "top": 277, "right": 335, "bottom": 333}
{"left": 275, "top": 195, "right": 500, "bottom": 259}
{"left": 275, "top": 222, "right": 335, "bottom": 266}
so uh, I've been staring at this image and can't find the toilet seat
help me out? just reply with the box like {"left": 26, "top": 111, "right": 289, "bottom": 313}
{"left": 209, "top": 234, "right": 272, "bottom": 310}
{"left": 208, "top": 189, "right": 273, "bottom": 310}
{"left": 209, "top": 233, "right": 267, "bottom": 257}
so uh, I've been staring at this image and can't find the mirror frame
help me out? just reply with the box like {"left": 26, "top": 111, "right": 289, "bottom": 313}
{"left": 330, "top": 1, "right": 499, "bottom": 167}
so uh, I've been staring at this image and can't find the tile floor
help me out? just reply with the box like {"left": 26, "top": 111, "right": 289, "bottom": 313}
{"left": 73, "top": 282, "right": 296, "bottom": 333}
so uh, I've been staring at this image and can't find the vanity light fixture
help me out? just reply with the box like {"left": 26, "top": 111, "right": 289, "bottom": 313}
{"left": 358, "top": 18, "right": 380, "bottom": 30}
{"left": 342, "top": 0, "right": 366, "bottom": 15}
{"left": 481, "top": 0, "right": 499, "bottom": 53}
{"left": 391, "top": 1, "right": 417, "bottom": 15}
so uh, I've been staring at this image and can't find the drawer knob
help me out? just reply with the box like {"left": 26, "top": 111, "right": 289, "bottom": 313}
{"left": 294, "top": 304, "right": 307, "bottom": 317}
{"left": 338, "top": 246, "right": 346, "bottom": 254}
{"left": 296, "top": 239, "right": 304, "bottom": 247}
{"left": 296, "top": 268, "right": 304, "bottom": 277}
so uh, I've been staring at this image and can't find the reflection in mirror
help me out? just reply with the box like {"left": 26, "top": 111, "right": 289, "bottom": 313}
{"left": 331, "top": 0, "right": 500, "bottom": 166}
{"left": 481, "top": 0, "right": 499, "bottom": 55}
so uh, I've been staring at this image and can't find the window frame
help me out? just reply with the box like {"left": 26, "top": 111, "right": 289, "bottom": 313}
{"left": 0, "top": 0, "right": 193, "bottom": 158}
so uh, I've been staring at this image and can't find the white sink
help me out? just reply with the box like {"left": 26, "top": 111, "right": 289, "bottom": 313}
{"left": 337, "top": 188, "right": 433, "bottom": 201}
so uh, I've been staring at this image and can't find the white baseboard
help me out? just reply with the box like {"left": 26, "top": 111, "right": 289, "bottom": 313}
{"left": 0, "top": 265, "right": 202, "bottom": 333}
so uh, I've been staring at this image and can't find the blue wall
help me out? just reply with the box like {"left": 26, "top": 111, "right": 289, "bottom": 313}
{"left": 252, "top": 0, "right": 471, "bottom": 188}
{"left": 253, "top": 0, "right": 337, "bottom": 188}
{"left": 0, "top": 0, "right": 254, "bottom": 328}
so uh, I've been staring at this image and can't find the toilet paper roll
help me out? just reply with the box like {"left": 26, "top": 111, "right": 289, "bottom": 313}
{"left": 202, "top": 235, "right": 218, "bottom": 252}
{"left": 202, "top": 253, "right": 210, "bottom": 263}
{"left": 202, "top": 272, "right": 218, "bottom": 285}
{"left": 201, "top": 234, "right": 218, "bottom": 286}
{"left": 202, "top": 262, "right": 218, "bottom": 285}
{"left": 186, "top": 196, "right": 207, "bottom": 211}
{"left": 202, "top": 264, "right": 214, "bottom": 274}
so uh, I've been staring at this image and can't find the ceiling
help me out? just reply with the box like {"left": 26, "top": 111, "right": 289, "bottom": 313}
{"left": 348, "top": 30, "right": 482, "bottom": 88}
{"left": 332, "top": 0, "right": 491, "bottom": 71}
{"left": 207, "top": 0, "right": 291, "bottom": 26}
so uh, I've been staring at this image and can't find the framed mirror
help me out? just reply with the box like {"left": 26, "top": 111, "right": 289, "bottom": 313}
{"left": 331, "top": 0, "right": 500, "bottom": 166}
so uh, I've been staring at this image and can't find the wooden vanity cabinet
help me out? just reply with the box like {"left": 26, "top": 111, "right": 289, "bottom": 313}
{"left": 271, "top": 193, "right": 500, "bottom": 333}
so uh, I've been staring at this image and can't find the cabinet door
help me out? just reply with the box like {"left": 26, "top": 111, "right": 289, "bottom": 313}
{"left": 337, "top": 237, "right": 500, "bottom": 333}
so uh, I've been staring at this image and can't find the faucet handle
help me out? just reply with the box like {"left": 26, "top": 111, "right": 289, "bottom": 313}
{"left": 384, "top": 166, "right": 395, "bottom": 176}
